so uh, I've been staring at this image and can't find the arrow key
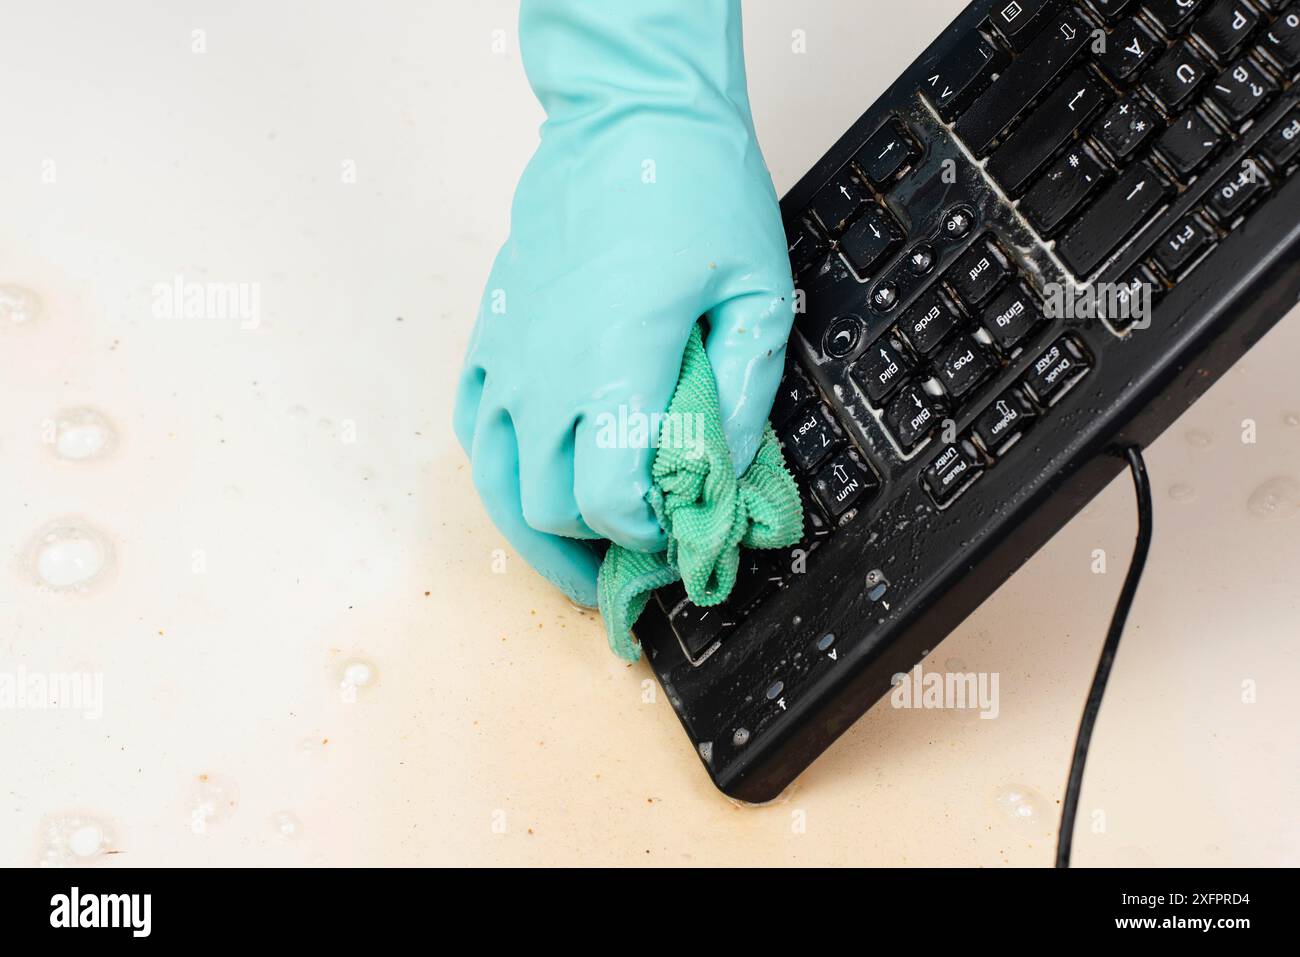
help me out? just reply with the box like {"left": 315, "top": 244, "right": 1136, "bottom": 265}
{"left": 854, "top": 118, "right": 919, "bottom": 186}
{"left": 850, "top": 335, "right": 914, "bottom": 405}
{"left": 839, "top": 203, "right": 904, "bottom": 275}
{"left": 807, "top": 172, "right": 870, "bottom": 235}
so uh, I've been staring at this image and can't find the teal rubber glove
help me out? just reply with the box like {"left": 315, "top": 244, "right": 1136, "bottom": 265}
{"left": 453, "top": 0, "right": 796, "bottom": 607}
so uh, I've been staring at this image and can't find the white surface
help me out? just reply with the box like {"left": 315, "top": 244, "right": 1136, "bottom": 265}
{"left": 1, "top": 0, "right": 1297, "bottom": 866}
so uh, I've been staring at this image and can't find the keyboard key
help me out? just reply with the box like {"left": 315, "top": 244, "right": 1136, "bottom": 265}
{"left": 922, "top": 439, "right": 985, "bottom": 505}
{"left": 850, "top": 335, "right": 913, "bottom": 404}
{"left": 1024, "top": 336, "right": 1091, "bottom": 402}
{"left": 1259, "top": 107, "right": 1300, "bottom": 168}
{"left": 954, "top": 6, "right": 1092, "bottom": 155}
{"left": 1093, "top": 0, "right": 1139, "bottom": 22}
{"left": 824, "top": 315, "right": 864, "bottom": 358}
{"left": 1207, "top": 58, "right": 1278, "bottom": 123}
{"left": 972, "top": 387, "right": 1038, "bottom": 451}
{"left": 1143, "top": 0, "right": 1209, "bottom": 32}
{"left": 987, "top": 69, "right": 1107, "bottom": 195}
{"left": 920, "top": 32, "right": 1009, "bottom": 120}
{"left": 898, "top": 287, "right": 963, "bottom": 354}
{"left": 1207, "top": 156, "right": 1270, "bottom": 219}
{"left": 660, "top": 585, "right": 733, "bottom": 658}
{"left": 884, "top": 383, "right": 947, "bottom": 449}
{"left": 1151, "top": 213, "right": 1215, "bottom": 275}
{"left": 1020, "top": 145, "right": 1107, "bottom": 236}
{"left": 983, "top": 284, "right": 1047, "bottom": 350}
{"left": 1057, "top": 162, "right": 1172, "bottom": 276}
{"left": 933, "top": 334, "right": 996, "bottom": 400}
{"left": 942, "top": 206, "right": 975, "bottom": 239}
{"left": 945, "top": 236, "right": 1011, "bottom": 307}
{"left": 855, "top": 119, "right": 919, "bottom": 185}
{"left": 906, "top": 243, "right": 936, "bottom": 276}
{"left": 871, "top": 281, "right": 901, "bottom": 312}
{"left": 811, "top": 450, "right": 880, "bottom": 518}
{"left": 839, "top": 204, "right": 904, "bottom": 274}
{"left": 1193, "top": 0, "right": 1261, "bottom": 60}
{"left": 786, "top": 222, "right": 825, "bottom": 275}
{"left": 808, "top": 173, "right": 870, "bottom": 234}
{"left": 1097, "top": 18, "right": 1159, "bottom": 82}
{"left": 1262, "top": 4, "right": 1300, "bottom": 70}
{"left": 1101, "top": 264, "right": 1163, "bottom": 329}
{"left": 1144, "top": 43, "right": 1212, "bottom": 110}
{"left": 770, "top": 363, "right": 816, "bottom": 426}
{"left": 1155, "top": 109, "right": 1226, "bottom": 176}
{"left": 991, "top": 0, "right": 1060, "bottom": 50}
{"left": 1093, "top": 93, "right": 1162, "bottom": 160}
{"left": 799, "top": 492, "right": 834, "bottom": 546}
{"left": 782, "top": 404, "right": 844, "bottom": 472}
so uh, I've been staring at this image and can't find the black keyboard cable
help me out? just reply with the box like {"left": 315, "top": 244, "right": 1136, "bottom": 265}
{"left": 1055, "top": 444, "right": 1153, "bottom": 869}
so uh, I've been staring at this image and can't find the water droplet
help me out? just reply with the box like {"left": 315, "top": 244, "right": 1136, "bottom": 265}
{"left": 189, "top": 774, "right": 239, "bottom": 835}
{"left": 1246, "top": 477, "right": 1300, "bottom": 521}
{"left": 1168, "top": 482, "right": 1196, "bottom": 503}
{"left": 39, "top": 814, "right": 114, "bottom": 866}
{"left": 29, "top": 520, "right": 113, "bottom": 591}
{"left": 271, "top": 810, "right": 302, "bottom": 840}
{"left": 0, "top": 284, "right": 42, "bottom": 327}
{"left": 994, "top": 784, "right": 1050, "bottom": 830}
{"left": 1184, "top": 429, "right": 1213, "bottom": 448}
{"left": 944, "top": 656, "right": 967, "bottom": 673}
{"left": 338, "top": 658, "right": 378, "bottom": 702}
{"left": 50, "top": 407, "right": 117, "bottom": 460}
{"left": 1283, "top": 411, "right": 1300, "bottom": 429}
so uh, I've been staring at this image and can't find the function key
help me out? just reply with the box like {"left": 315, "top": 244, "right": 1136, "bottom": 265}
{"left": 933, "top": 334, "right": 996, "bottom": 401}
{"left": 983, "top": 284, "right": 1047, "bottom": 350}
{"left": 1024, "top": 336, "right": 1091, "bottom": 403}
{"left": 945, "top": 236, "right": 1011, "bottom": 307}
{"left": 1098, "top": 264, "right": 1164, "bottom": 329}
{"left": 919, "top": 32, "right": 1009, "bottom": 120}
{"left": 906, "top": 243, "right": 936, "bottom": 276}
{"left": 898, "top": 287, "right": 963, "bottom": 354}
{"left": 855, "top": 119, "right": 919, "bottom": 185}
{"left": 839, "top": 204, "right": 904, "bottom": 274}
{"left": 1093, "top": 93, "right": 1162, "bottom": 161}
{"left": 770, "top": 363, "right": 816, "bottom": 426}
{"left": 921, "top": 439, "right": 984, "bottom": 506}
{"left": 782, "top": 404, "right": 845, "bottom": 472}
{"left": 1193, "top": 0, "right": 1261, "bottom": 60}
{"left": 942, "top": 206, "right": 975, "bottom": 240}
{"left": 1261, "top": 5, "right": 1300, "bottom": 71}
{"left": 1207, "top": 156, "right": 1270, "bottom": 220}
{"left": 1259, "top": 107, "right": 1300, "bottom": 168}
{"left": 1020, "top": 145, "right": 1108, "bottom": 236}
{"left": 972, "top": 387, "right": 1038, "bottom": 452}
{"left": 991, "top": 0, "right": 1059, "bottom": 51}
{"left": 1144, "top": 43, "right": 1212, "bottom": 111}
{"left": 807, "top": 173, "right": 870, "bottom": 234}
{"left": 1096, "top": 17, "right": 1159, "bottom": 83}
{"left": 850, "top": 335, "right": 914, "bottom": 405}
{"left": 884, "top": 382, "right": 948, "bottom": 449}
{"left": 1154, "top": 108, "right": 1226, "bottom": 177}
{"left": 811, "top": 450, "right": 880, "bottom": 519}
{"left": 824, "top": 315, "right": 865, "bottom": 358}
{"left": 1143, "top": 0, "right": 1209, "bottom": 33}
{"left": 1151, "top": 213, "right": 1215, "bottom": 276}
{"left": 1207, "top": 58, "right": 1278, "bottom": 124}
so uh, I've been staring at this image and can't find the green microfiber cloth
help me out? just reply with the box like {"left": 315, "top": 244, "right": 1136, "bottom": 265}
{"left": 596, "top": 323, "right": 804, "bottom": 661}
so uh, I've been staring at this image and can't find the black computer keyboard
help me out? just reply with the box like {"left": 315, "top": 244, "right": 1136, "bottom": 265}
{"left": 636, "top": 0, "right": 1300, "bottom": 802}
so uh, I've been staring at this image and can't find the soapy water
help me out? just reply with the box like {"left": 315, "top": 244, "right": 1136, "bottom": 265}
{"left": 28, "top": 520, "right": 114, "bottom": 592}
{"left": 1246, "top": 476, "right": 1300, "bottom": 521}
{"left": 0, "top": 284, "right": 42, "bottom": 327}
{"left": 1168, "top": 482, "right": 1197, "bottom": 503}
{"left": 39, "top": 814, "right": 114, "bottom": 866}
{"left": 49, "top": 407, "right": 117, "bottom": 461}
{"left": 189, "top": 774, "right": 239, "bottom": 835}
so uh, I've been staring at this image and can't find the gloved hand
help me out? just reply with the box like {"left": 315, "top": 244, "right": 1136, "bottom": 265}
{"left": 453, "top": 0, "right": 796, "bottom": 607}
